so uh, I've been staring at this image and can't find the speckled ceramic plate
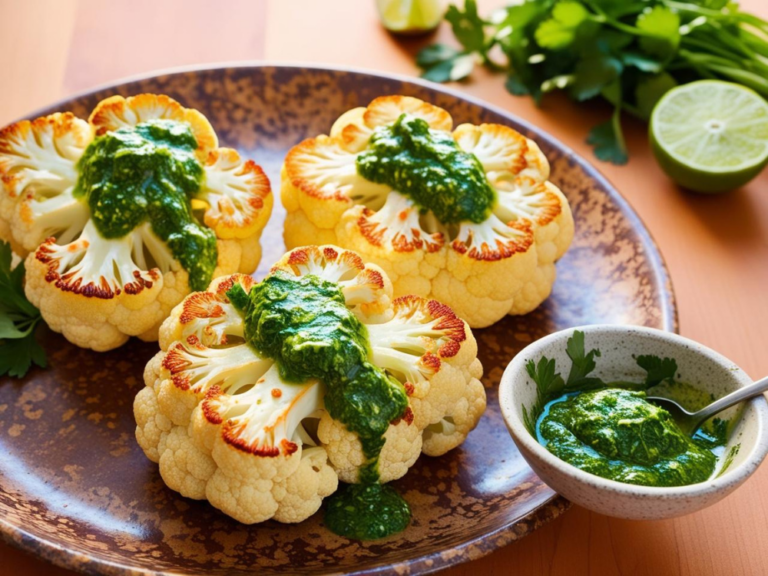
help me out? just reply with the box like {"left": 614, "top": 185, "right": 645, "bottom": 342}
{"left": 0, "top": 64, "right": 677, "bottom": 576}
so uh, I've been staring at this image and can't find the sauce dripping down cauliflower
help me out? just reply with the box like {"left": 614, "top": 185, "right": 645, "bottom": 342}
{"left": 282, "top": 95, "right": 574, "bottom": 328}
{"left": 133, "top": 245, "right": 485, "bottom": 526}
{"left": 0, "top": 94, "right": 273, "bottom": 351}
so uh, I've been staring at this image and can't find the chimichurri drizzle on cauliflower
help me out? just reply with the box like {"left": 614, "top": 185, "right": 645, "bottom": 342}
{"left": 229, "top": 270, "right": 411, "bottom": 539}
{"left": 282, "top": 95, "right": 575, "bottom": 328}
{"left": 0, "top": 93, "right": 272, "bottom": 352}
{"left": 134, "top": 245, "right": 486, "bottom": 540}
{"left": 75, "top": 119, "right": 216, "bottom": 291}
{"left": 357, "top": 113, "right": 495, "bottom": 224}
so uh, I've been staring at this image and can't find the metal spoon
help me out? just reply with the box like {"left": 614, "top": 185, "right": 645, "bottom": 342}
{"left": 647, "top": 375, "right": 768, "bottom": 436}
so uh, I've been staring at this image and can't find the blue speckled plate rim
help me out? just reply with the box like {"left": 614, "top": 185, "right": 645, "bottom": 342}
{"left": 0, "top": 62, "right": 679, "bottom": 576}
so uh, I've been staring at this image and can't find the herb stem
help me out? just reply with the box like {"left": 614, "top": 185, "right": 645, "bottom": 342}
{"left": 611, "top": 105, "right": 627, "bottom": 159}
{"left": 737, "top": 12, "right": 768, "bottom": 31}
{"left": 680, "top": 36, "right": 743, "bottom": 62}
{"left": 741, "top": 30, "right": 768, "bottom": 58}
{"left": 663, "top": 1, "right": 729, "bottom": 19}
{"left": 602, "top": 18, "right": 656, "bottom": 38}
{"left": 704, "top": 64, "right": 768, "bottom": 95}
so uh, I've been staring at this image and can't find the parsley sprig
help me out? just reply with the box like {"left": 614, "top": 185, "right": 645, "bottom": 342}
{"left": 417, "top": 0, "right": 768, "bottom": 164}
{"left": 0, "top": 241, "right": 47, "bottom": 378}
{"left": 521, "top": 330, "right": 678, "bottom": 435}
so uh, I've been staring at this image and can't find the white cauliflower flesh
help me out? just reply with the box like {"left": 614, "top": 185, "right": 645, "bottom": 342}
{"left": 0, "top": 93, "right": 273, "bottom": 351}
{"left": 282, "top": 95, "right": 574, "bottom": 328}
{"left": 134, "top": 245, "right": 485, "bottom": 525}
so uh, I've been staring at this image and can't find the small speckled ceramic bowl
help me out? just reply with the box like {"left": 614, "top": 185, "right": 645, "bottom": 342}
{"left": 500, "top": 324, "right": 768, "bottom": 520}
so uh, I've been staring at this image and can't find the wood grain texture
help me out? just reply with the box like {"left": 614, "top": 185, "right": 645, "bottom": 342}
{"left": 0, "top": 0, "right": 767, "bottom": 574}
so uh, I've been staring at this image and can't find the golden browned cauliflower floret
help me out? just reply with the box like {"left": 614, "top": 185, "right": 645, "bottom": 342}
{"left": 282, "top": 95, "right": 574, "bottom": 328}
{"left": 134, "top": 245, "right": 485, "bottom": 525}
{"left": 0, "top": 94, "right": 273, "bottom": 351}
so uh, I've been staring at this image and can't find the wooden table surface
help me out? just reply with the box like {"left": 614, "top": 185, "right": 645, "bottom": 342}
{"left": 1, "top": 1, "right": 767, "bottom": 574}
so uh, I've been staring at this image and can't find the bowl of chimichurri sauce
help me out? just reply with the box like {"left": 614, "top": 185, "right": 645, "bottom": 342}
{"left": 499, "top": 325, "right": 768, "bottom": 520}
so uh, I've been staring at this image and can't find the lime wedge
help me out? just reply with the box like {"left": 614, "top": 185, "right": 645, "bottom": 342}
{"left": 376, "top": 0, "right": 444, "bottom": 34}
{"left": 650, "top": 80, "right": 768, "bottom": 193}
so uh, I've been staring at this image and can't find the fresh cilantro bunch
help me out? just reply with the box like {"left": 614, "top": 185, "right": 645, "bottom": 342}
{"left": 521, "top": 330, "right": 678, "bottom": 435}
{"left": 417, "top": 0, "right": 768, "bottom": 164}
{"left": 0, "top": 241, "right": 47, "bottom": 378}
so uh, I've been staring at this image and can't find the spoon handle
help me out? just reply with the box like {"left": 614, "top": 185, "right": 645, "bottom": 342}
{"left": 695, "top": 374, "right": 768, "bottom": 422}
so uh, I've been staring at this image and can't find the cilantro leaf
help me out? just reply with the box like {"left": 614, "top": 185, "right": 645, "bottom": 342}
{"left": 587, "top": 114, "right": 628, "bottom": 165}
{"left": 569, "top": 54, "right": 623, "bottom": 101}
{"left": 421, "top": 59, "right": 457, "bottom": 82}
{"left": 416, "top": 44, "right": 459, "bottom": 68}
{"left": 523, "top": 356, "right": 565, "bottom": 435}
{"left": 0, "top": 240, "right": 48, "bottom": 379}
{"left": 535, "top": 2, "right": 590, "bottom": 50}
{"left": 621, "top": 50, "right": 664, "bottom": 73}
{"left": 635, "top": 72, "right": 677, "bottom": 119}
{"left": 420, "top": 51, "right": 475, "bottom": 83}
{"left": 496, "top": 0, "right": 545, "bottom": 32}
{"left": 445, "top": 0, "right": 486, "bottom": 53}
{"left": 0, "top": 315, "right": 31, "bottom": 339}
{"left": 527, "top": 356, "right": 566, "bottom": 399}
{"left": 596, "top": 29, "right": 633, "bottom": 52}
{"left": 601, "top": 79, "right": 621, "bottom": 106}
{"left": 564, "top": 330, "right": 602, "bottom": 386}
{"left": 636, "top": 355, "right": 678, "bottom": 386}
{"left": 0, "top": 243, "right": 37, "bottom": 318}
{"left": 636, "top": 6, "right": 681, "bottom": 59}
{"left": 505, "top": 73, "right": 531, "bottom": 97}
{"left": 448, "top": 54, "right": 475, "bottom": 81}
{"left": 522, "top": 404, "right": 537, "bottom": 436}
{"left": 0, "top": 331, "right": 47, "bottom": 378}
{"left": 522, "top": 330, "right": 604, "bottom": 435}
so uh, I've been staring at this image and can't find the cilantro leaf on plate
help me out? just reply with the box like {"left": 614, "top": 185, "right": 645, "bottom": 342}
{"left": 0, "top": 241, "right": 47, "bottom": 379}
{"left": 0, "top": 331, "right": 47, "bottom": 379}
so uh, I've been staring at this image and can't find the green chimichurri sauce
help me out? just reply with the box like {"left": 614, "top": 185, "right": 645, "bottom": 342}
{"left": 356, "top": 113, "right": 496, "bottom": 224}
{"left": 74, "top": 119, "right": 216, "bottom": 291}
{"left": 234, "top": 271, "right": 410, "bottom": 540}
{"left": 324, "top": 483, "right": 410, "bottom": 540}
{"left": 537, "top": 389, "right": 721, "bottom": 487}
